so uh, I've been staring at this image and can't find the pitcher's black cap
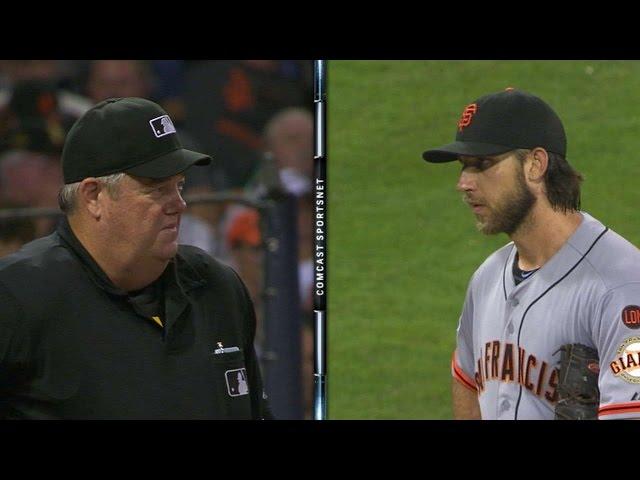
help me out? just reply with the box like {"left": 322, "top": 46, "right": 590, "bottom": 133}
{"left": 422, "top": 88, "right": 566, "bottom": 163}
{"left": 62, "top": 97, "right": 211, "bottom": 183}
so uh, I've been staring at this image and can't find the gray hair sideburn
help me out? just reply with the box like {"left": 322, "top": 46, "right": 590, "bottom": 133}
{"left": 58, "top": 172, "right": 126, "bottom": 214}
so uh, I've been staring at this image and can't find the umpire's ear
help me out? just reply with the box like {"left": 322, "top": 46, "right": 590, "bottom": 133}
{"left": 77, "top": 177, "right": 102, "bottom": 219}
{"left": 526, "top": 147, "right": 549, "bottom": 184}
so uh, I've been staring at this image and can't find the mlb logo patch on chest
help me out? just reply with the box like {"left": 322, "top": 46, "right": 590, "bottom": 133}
{"left": 225, "top": 368, "right": 249, "bottom": 397}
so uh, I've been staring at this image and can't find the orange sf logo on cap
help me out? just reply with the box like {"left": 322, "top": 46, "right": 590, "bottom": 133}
{"left": 458, "top": 103, "right": 477, "bottom": 132}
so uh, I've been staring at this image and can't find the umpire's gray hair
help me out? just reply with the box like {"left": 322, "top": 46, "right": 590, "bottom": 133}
{"left": 58, "top": 172, "right": 126, "bottom": 214}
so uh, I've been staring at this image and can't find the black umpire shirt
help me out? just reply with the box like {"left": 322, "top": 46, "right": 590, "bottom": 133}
{"left": 0, "top": 218, "right": 272, "bottom": 419}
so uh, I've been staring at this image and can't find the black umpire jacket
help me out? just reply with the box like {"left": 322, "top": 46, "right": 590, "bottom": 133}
{"left": 0, "top": 218, "right": 272, "bottom": 419}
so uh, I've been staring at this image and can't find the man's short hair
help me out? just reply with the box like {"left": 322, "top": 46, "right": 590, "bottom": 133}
{"left": 515, "top": 149, "right": 583, "bottom": 213}
{"left": 58, "top": 172, "right": 126, "bottom": 214}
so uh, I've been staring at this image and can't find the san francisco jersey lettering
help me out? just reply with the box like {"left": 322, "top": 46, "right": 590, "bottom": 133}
{"left": 453, "top": 213, "right": 640, "bottom": 419}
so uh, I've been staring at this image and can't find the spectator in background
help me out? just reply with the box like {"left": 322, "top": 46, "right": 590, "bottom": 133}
{"left": 263, "top": 107, "right": 313, "bottom": 181}
{"left": 227, "top": 208, "right": 265, "bottom": 344}
{"left": 0, "top": 79, "right": 76, "bottom": 239}
{"left": 0, "top": 60, "right": 60, "bottom": 86}
{"left": 183, "top": 60, "right": 311, "bottom": 191}
{"left": 0, "top": 150, "right": 62, "bottom": 237}
{"left": 227, "top": 107, "right": 314, "bottom": 418}
{"left": 149, "top": 60, "right": 188, "bottom": 127}
{"left": 229, "top": 106, "right": 314, "bottom": 303}
{"left": 261, "top": 106, "right": 314, "bottom": 313}
{"left": 0, "top": 61, "right": 92, "bottom": 120}
{"left": 0, "top": 79, "right": 86, "bottom": 155}
{"left": 85, "top": 60, "right": 153, "bottom": 103}
{"left": 84, "top": 60, "right": 188, "bottom": 126}
{"left": 181, "top": 60, "right": 312, "bottom": 273}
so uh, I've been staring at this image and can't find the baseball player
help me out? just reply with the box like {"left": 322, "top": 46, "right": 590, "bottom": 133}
{"left": 423, "top": 88, "right": 640, "bottom": 419}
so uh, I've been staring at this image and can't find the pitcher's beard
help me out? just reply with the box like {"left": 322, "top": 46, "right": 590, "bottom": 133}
{"left": 476, "top": 172, "right": 536, "bottom": 235}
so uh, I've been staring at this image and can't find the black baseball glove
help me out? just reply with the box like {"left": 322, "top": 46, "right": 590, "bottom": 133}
{"left": 554, "top": 343, "right": 600, "bottom": 420}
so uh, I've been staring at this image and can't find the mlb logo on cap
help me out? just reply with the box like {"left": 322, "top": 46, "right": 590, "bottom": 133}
{"left": 149, "top": 115, "right": 176, "bottom": 138}
{"left": 61, "top": 98, "right": 211, "bottom": 183}
{"left": 225, "top": 368, "right": 249, "bottom": 397}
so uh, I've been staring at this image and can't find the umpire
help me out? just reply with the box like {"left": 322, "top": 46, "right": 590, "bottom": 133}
{"left": 0, "top": 97, "right": 273, "bottom": 419}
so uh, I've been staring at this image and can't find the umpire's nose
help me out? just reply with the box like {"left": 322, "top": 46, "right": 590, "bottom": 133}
{"left": 165, "top": 181, "right": 187, "bottom": 215}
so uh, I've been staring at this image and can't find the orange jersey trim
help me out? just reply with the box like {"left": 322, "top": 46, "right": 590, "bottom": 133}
{"left": 451, "top": 351, "right": 477, "bottom": 392}
{"left": 598, "top": 401, "right": 640, "bottom": 418}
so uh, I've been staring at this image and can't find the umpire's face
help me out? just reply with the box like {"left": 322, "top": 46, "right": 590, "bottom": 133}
{"left": 100, "top": 173, "right": 187, "bottom": 263}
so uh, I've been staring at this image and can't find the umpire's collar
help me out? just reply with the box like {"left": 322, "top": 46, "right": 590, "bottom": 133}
{"left": 56, "top": 216, "right": 205, "bottom": 297}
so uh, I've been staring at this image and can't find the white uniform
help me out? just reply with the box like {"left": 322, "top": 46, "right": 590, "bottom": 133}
{"left": 453, "top": 212, "right": 640, "bottom": 419}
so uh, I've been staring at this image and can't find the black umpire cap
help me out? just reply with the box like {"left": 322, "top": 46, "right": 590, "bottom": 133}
{"left": 61, "top": 97, "right": 211, "bottom": 184}
{"left": 422, "top": 88, "right": 567, "bottom": 163}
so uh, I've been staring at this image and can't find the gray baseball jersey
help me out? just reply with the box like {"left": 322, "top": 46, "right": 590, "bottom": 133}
{"left": 452, "top": 212, "right": 640, "bottom": 419}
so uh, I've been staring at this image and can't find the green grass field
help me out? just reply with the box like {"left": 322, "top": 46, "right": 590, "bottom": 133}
{"left": 327, "top": 60, "right": 640, "bottom": 419}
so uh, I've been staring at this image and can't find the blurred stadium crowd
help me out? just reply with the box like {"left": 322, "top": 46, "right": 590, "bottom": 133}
{"left": 0, "top": 59, "right": 314, "bottom": 418}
